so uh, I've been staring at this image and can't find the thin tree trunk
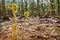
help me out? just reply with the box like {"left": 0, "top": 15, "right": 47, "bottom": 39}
{"left": 18, "top": 0, "right": 20, "bottom": 10}
{"left": 1, "top": 0, "right": 9, "bottom": 20}
{"left": 13, "top": 0, "right": 15, "bottom": 3}
{"left": 37, "top": 0, "right": 40, "bottom": 18}
{"left": 21, "top": 0, "right": 24, "bottom": 15}
{"left": 58, "top": 0, "right": 60, "bottom": 15}
{"left": 24, "top": 0, "right": 27, "bottom": 12}
{"left": 50, "top": 0, "right": 55, "bottom": 16}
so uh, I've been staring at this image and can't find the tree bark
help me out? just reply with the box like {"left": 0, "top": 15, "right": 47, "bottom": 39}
{"left": 37, "top": 0, "right": 40, "bottom": 18}
{"left": 24, "top": 0, "right": 27, "bottom": 12}
{"left": 1, "top": 0, "right": 9, "bottom": 21}
{"left": 50, "top": 0, "right": 55, "bottom": 16}
{"left": 21, "top": 0, "right": 24, "bottom": 15}
{"left": 58, "top": 0, "right": 60, "bottom": 15}
{"left": 13, "top": 0, "right": 15, "bottom": 3}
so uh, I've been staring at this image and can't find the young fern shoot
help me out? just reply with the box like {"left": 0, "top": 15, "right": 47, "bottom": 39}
{"left": 9, "top": 3, "right": 18, "bottom": 40}
{"left": 22, "top": 11, "right": 29, "bottom": 40}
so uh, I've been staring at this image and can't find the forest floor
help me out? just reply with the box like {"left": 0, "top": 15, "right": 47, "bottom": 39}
{"left": 0, "top": 17, "right": 60, "bottom": 40}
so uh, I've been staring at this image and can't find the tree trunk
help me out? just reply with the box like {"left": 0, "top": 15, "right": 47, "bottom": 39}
{"left": 1, "top": 0, "right": 9, "bottom": 21}
{"left": 58, "top": 0, "right": 60, "bottom": 15}
{"left": 13, "top": 0, "right": 15, "bottom": 3}
{"left": 24, "top": 0, "right": 27, "bottom": 12}
{"left": 37, "top": 0, "right": 40, "bottom": 18}
{"left": 18, "top": 0, "right": 20, "bottom": 10}
{"left": 30, "top": 0, "right": 35, "bottom": 17}
{"left": 21, "top": 0, "right": 24, "bottom": 15}
{"left": 50, "top": 0, "right": 55, "bottom": 16}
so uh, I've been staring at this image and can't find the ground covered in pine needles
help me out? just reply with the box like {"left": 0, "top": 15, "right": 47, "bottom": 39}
{"left": 0, "top": 17, "right": 60, "bottom": 40}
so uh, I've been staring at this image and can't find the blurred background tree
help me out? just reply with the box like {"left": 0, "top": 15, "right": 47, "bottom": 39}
{"left": 58, "top": 0, "right": 60, "bottom": 15}
{"left": 0, "top": 0, "right": 9, "bottom": 20}
{"left": 0, "top": 0, "right": 60, "bottom": 20}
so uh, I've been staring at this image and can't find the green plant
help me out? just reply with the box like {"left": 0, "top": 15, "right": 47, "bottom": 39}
{"left": 9, "top": 3, "right": 18, "bottom": 40}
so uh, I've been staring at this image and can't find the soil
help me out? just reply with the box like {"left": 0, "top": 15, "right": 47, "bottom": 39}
{"left": 0, "top": 17, "right": 60, "bottom": 40}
